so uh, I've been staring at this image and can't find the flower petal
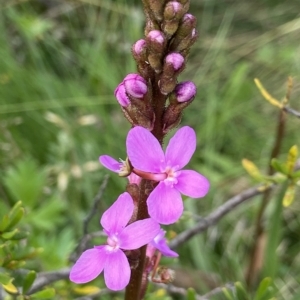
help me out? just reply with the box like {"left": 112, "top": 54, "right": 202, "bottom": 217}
{"left": 69, "top": 247, "right": 106, "bottom": 284}
{"left": 104, "top": 250, "right": 130, "bottom": 291}
{"left": 165, "top": 126, "right": 196, "bottom": 169}
{"left": 119, "top": 219, "right": 160, "bottom": 249}
{"left": 147, "top": 182, "right": 183, "bottom": 225}
{"left": 101, "top": 192, "right": 134, "bottom": 232}
{"left": 152, "top": 230, "right": 178, "bottom": 257}
{"left": 126, "top": 126, "right": 165, "bottom": 173}
{"left": 99, "top": 155, "right": 121, "bottom": 173}
{"left": 176, "top": 170, "right": 210, "bottom": 198}
{"left": 155, "top": 239, "right": 178, "bottom": 257}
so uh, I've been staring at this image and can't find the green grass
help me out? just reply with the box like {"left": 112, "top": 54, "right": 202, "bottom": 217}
{"left": 0, "top": 0, "right": 300, "bottom": 299}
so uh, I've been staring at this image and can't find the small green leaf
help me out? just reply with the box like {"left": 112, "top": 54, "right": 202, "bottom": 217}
{"left": 1, "top": 229, "right": 18, "bottom": 239}
{"left": 0, "top": 214, "right": 10, "bottom": 232}
{"left": 235, "top": 282, "right": 249, "bottom": 300}
{"left": 186, "top": 287, "right": 196, "bottom": 300}
{"left": 9, "top": 231, "right": 29, "bottom": 241}
{"left": 223, "top": 287, "right": 234, "bottom": 300}
{"left": 271, "top": 158, "right": 288, "bottom": 175}
{"left": 0, "top": 273, "right": 11, "bottom": 285}
{"left": 254, "top": 277, "right": 272, "bottom": 300}
{"left": 30, "top": 288, "right": 55, "bottom": 299}
{"left": 6, "top": 208, "right": 24, "bottom": 231}
{"left": 22, "top": 270, "right": 36, "bottom": 294}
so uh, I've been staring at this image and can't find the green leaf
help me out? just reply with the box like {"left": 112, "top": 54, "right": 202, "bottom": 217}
{"left": 30, "top": 288, "right": 55, "bottom": 299}
{"left": 6, "top": 208, "right": 24, "bottom": 231}
{"left": 235, "top": 282, "right": 249, "bottom": 300}
{"left": 3, "top": 159, "right": 46, "bottom": 208}
{"left": 0, "top": 215, "right": 10, "bottom": 232}
{"left": 271, "top": 158, "right": 288, "bottom": 175}
{"left": 9, "top": 231, "right": 29, "bottom": 240}
{"left": 223, "top": 287, "right": 234, "bottom": 300}
{"left": 263, "top": 183, "right": 287, "bottom": 278}
{"left": 22, "top": 270, "right": 36, "bottom": 294}
{"left": 186, "top": 288, "right": 196, "bottom": 300}
{"left": 254, "top": 277, "right": 272, "bottom": 300}
{"left": 0, "top": 272, "right": 11, "bottom": 285}
{"left": 1, "top": 229, "right": 18, "bottom": 239}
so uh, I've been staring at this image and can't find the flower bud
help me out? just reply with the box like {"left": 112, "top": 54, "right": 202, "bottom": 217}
{"left": 170, "top": 14, "right": 197, "bottom": 52}
{"left": 147, "top": 30, "right": 165, "bottom": 49}
{"left": 114, "top": 83, "right": 130, "bottom": 107}
{"left": 132, "top": 39, "right": 147, "bottom": 61}
{"left": 146, "top": 30, "right": 166, "bottom": 73}
{"left": 174, "top": 81, "right": 196, "bottom": 102}
{"left": 164, "top": 1, "right": 184, "bottom": 21}
{"left": 162, "top": 20, "right": 179, "bottom": 37}
{"left": 165, "top": 53, "right": 185, "bottom": 71}
{"left": 124, "top": 73, "right": 148, "bottom": 99}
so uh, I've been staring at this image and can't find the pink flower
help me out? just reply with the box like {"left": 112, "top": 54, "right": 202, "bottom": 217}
{"left": 126, "top": 126, "right": 209, "bottom": 224}
{"left": 147, "top": 229, "right": 178, "bottom": 258}
{"left": 69, "top": 192, "right": 160, "bottom": 291}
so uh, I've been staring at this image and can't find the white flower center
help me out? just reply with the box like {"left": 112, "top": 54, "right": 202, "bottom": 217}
{"left": 106, "top": 234, "right": 120, "bottom": 250}
{"left": 163, "top": 165, "right": 179, "bottom": 187}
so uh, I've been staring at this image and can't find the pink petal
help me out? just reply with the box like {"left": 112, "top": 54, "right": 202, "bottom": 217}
{"left": 155, "top": 238, "right": 178, "bottom": 257}
{"left": 165, "top": 126, "right": 196, "bottom": 169}
{"left": 101, "top": 192, "right": 134, "bottom": 232}
{"left": 176, "top": 170, "right": 210, "bottom": 198}
{"left": 147, "top": 182, "right": 183, "bottom": 225}
{"left": 104, "top": 250, "right": 130, "bottom": 291}
{"left": 69, "top": 247, "right": 106, "bottom": 283}
{"left": 99, "top": 155, "right": 121, "bottom": 173}
{"left": 152, "top": 230, "right": 178, "bottom": 257}
{"left": 119, "top": 219, "right": 160, "bottom": 249}
{"left": 126, "top": 126, "right": 165, "bottom": 173}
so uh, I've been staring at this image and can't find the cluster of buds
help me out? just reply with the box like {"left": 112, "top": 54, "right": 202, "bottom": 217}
{"left": 115, "top": 0, "right": 198, "bottom": 134}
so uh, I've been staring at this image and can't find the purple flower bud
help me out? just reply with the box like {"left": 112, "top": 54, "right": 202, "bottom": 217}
{"left": 164, "top": 1, "right": 183, "bottom": 18}
{"left": 124, "top": 73, "right": 147, "bottom": 98}
{"left": 174, "top": 81, "right": 197, "bottom": 102}
{"left": 133, "top": 39, "right": 146, "bottom": 55}
{"left": 165, "top": 53, "right": 185, "bottom": 71}
{"left": 183, "top": 13, "right": 196, "bottom": 24}
{"left": 147, "top": 30, "right": 165, "bottom": 44}
{"left": 114, "top": 83, "right": 130, "bottom": 107}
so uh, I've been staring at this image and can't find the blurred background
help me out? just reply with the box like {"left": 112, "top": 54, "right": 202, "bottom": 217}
{"left": 0, "top": 0, "right": 300, "bottom": 299}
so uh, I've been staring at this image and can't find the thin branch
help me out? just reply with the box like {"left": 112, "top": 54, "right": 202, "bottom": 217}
{"left": 283, "top": 106, "right": 300, "bottom": 118}
{"left": 155, "top": 282, "right": 234, "bottom": 300}
{"left": 169, "top": 184, "right": 271, "bottom": 249}
{"left": 28, "top": 268, "right": 70, "bottom": 294}
{"left": 72, "top": 175, "right": 109, "bottom": 259}
{"left": 83, "top": 175, "right": 109, "bottom": 236}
